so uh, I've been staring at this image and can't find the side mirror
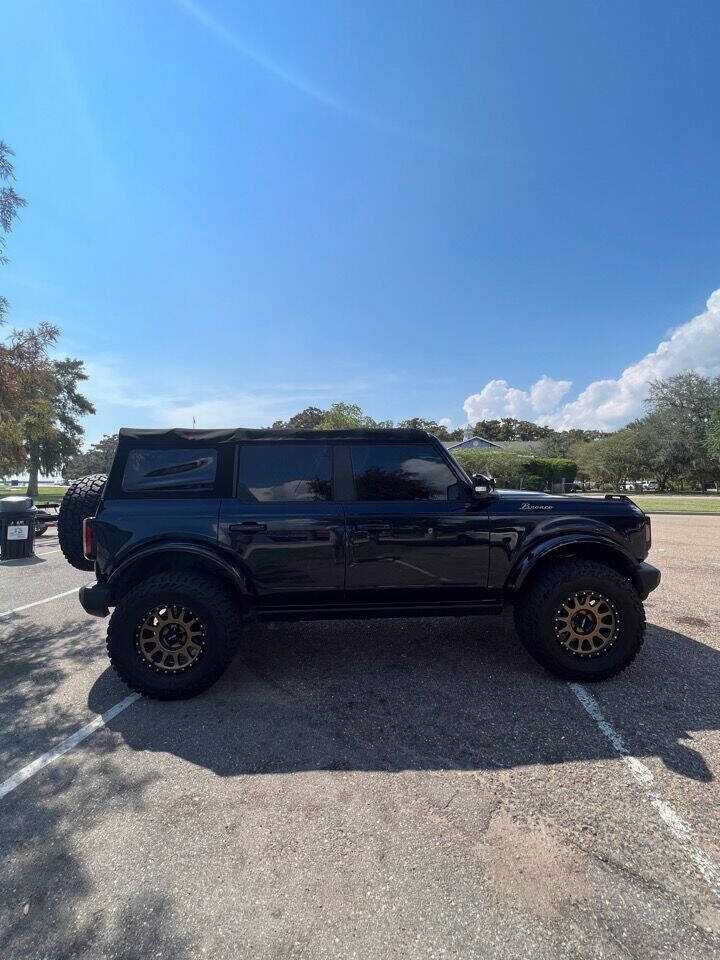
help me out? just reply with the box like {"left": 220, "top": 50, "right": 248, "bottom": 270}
{"left": 471, "top": 473, "right": 496, "bottom": 496}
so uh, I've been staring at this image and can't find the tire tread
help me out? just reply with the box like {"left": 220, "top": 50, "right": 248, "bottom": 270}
{"left": 514, "top": 559, "right": 646, "bottom": 682}
{"left": 58, "top": 474, "right": 107, "bottom": 571}
{"left": 106, "top": 572, "right": 241, "bottom": 699}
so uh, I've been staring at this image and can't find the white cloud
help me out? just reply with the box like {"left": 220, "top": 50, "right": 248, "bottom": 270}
{"left": 463, "top": 289, "right": 720, "bottom": 430}
{"left": 529, "top": 375, "right": 572, "bottom": 412}
{"left": 462, "top": 375, "right": 572, "bottom": 423}
{"left": 437, "top": 417, "right": 453, "bottom": 430}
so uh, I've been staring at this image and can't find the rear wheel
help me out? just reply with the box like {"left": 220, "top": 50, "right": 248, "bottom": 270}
{"left": 514, "top": 559, "right": 645, "bottom": 681}
{"left": 107, "top": 572, "right": 242, "bottom": 699}
{"left": 58, "top": 474, "right": 107, "bottom": 570}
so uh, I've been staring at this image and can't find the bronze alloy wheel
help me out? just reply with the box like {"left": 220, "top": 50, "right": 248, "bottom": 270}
{"left": 135, "top": 604, "right": 207, "bottom": 674}
{"left": 554, "top": 590, "right": 619, "bottom": 657}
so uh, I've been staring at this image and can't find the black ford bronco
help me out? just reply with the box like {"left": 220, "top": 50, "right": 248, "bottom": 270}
{"left": 58, "top": 427, "right": 660, "bottom": 700}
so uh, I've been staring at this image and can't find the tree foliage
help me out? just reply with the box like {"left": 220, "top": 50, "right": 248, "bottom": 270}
{"left": 0, "top": 323, "right": 59, "bottom": 473}
{"left": 643, "top": 371, "right": 720, "bottom": 488}
{"left": 63, "top": 433, "right": 118, "bottom": 479}
{"left": 0, "top": 141, "right": 95, "bottom": 491}
{"left": 271, "top": 406, "right": 326, "bottom": 430}
{"left": 706, "top": 408, "right": 720, "bottom": 461}
{"left": 574, "top": 430, "right": 637, "bottom": 490}
{"left": 469, "top": 418, "right": 551, "bottom": 442}
{"left": 452, "top": 448, "right": 577, "bottom": 490}
{"left": 316, "top": 403, "right": 386, "bottom": 430}
{"left": 0, "top": 141, "right": 26, "bottom": 324}
{"left": 396, "top": 417, "right": 463, "bottom": 441}
{"left": 22, "top": 359, "right": 95, "bottom": 493}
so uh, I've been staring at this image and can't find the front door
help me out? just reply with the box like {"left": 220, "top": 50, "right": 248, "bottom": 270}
{"left": 343, "top": 441, "right": 490, "bottom": 606}
{"left": 218, "top": 441, "right": 345, "bottom": 607}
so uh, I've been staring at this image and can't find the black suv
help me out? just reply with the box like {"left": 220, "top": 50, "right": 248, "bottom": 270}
{"left": 58, "top": 427, "right": 660, "bottom": 699}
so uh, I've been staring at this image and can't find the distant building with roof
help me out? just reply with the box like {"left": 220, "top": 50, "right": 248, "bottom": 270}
{"left": 442, "top": 437, "right": 546, "bottom": 455}
{"left": 441, "top": 437, "right": 502, "bottom": 451}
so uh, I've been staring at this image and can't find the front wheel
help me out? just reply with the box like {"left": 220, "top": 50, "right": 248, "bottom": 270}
{"left": 514, "top": 559, "right": 646, "bottom": 681}
{"left": 107, "top": 572, "right": 242, "bottom": 699}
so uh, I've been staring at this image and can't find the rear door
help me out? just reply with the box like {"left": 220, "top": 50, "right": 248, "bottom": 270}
{"left": 218, "top": 441, "right": 345, "bottom": 608}
{"left": 343, "top": 441, "right": 490, "bottom": 605}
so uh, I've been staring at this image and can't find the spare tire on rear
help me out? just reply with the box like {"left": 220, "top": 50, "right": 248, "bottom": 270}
{"left": 58, "top": 474, "right": 107, "bottom": 571}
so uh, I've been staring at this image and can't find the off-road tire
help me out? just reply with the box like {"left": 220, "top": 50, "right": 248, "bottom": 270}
{"left": 58, "top": 474, "right": 107, "bottom": 570}
{"left": 514, "top": 559, "right": 645, "bottom": 682}
{"left": 107, "top": 572, "right": 242, "bottom": 700}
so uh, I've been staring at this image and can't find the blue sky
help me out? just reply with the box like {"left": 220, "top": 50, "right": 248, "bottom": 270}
{"left": 2, "top": 0, "right": 720, "bottom": 442}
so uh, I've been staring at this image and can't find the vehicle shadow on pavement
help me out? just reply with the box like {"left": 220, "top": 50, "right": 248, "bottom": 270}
{"left": 90, "top": 616, "right": 720, "bottom": 782}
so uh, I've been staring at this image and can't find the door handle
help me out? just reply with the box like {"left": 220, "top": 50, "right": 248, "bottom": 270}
{"left": 229, "top": 521, "right": 267, "bottom": 533}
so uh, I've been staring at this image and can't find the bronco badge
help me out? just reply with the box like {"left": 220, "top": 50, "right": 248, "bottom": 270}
{"left": 520, "top": 502, "right": 553, "bottom": 510}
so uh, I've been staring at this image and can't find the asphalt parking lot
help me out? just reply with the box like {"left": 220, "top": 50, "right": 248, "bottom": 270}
{"left": 1, "top": 516, "right": 719, "bottom": 959}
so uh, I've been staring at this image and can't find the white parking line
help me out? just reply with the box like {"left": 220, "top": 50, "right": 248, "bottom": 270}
{"left": 0, "top": 694, "right": 140, "bottom": 800}
{"left": 0, "top": 588, "right": 79, "bottom": 619}
{"left": 569, "top": 682, "right": 720, "bottom": 902}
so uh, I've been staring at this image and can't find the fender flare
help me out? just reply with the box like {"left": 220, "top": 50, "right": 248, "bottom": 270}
{"left": 107, "top": 541, "right": 252, "bottom": 598}
{"left": 505, "top": 534, "right": 639, "bottom": 594}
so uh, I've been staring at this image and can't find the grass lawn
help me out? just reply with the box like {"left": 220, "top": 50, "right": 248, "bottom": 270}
{"left": 0, "top": 484, "right": 67, "bottom": 503}
{"left": 626, "top": 495, "right": 720, "bottom": 514}
{"left": 3, "top": 485, "right": 719, "bottom": 513}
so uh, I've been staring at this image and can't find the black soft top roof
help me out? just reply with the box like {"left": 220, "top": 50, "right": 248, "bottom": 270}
{"left": 118, "top": 427, "right": 433, "bottom": 444}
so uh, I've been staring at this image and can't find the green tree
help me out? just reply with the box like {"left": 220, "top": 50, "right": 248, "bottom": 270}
{"left": 24, "top": 358, "right": 95, "bottom": 495}
{"left": 0, "top": 142, "right": 95, "bottom": 490}
{"left": 452, "top": 448, "right": 578, "bottom": 490}
{"left": 316, "top": 403, "right": 369, "bottom": 429}
{"left": 0, "top": 142, "right": 38, "bottom": 471}
{"left": 706, "top": 408, "right": 720, "bottom": 461}
{"left": 646, "top": 371, "right": 720, "bottom": 489}
{"left": 272, "top": 406, "right": 327, "bottom": 430}
{"left": 397, "top": 417, "right": 463, "bottom": 441}
{"left": 315, "top": 403, "right": 393, "bottom": 430}
{"left": 535, "top": 457, "right": 578, "bottom": 485}
{"left": 64, "top": 433, "right": 119, "bottom": 479}
{"left": 452, "top": 448, "right": 533, "bottom": 488}
{"left": 540, "top": 428, "right": 608, "bottom": 458}
{"left": 624, "top": 413, "right": 683, "bottom": 491}
{"left": 0, "top": 323, "right": 59, "bottom": 475}
{"left": 0, "top": 141, "right": 27, "bottom": 325}
{"left": 471, "top": 418, "right": 553, "bottom": 442}
{"left": 575, "top": 430, "right": 636, "bottom": 490}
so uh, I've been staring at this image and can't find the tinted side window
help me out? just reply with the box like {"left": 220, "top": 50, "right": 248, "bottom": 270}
{"left": 239, "top": 443, "right": 332, "bottom": 502}
{"left": 351, "top": 443, "right": 459, "bottom": 501}
{"left": 122, "top": 448, "right": 217, "bottom": 493}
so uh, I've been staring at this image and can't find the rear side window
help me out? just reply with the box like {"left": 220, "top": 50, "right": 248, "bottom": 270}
{"left": 238, "top": 443, "right": 332, "bottom": 502}
{"left": 122, "top": 448, "right": 217, "bottom": 493}
{"left": 350, "top": 443, "right": 459, "bottom": 501}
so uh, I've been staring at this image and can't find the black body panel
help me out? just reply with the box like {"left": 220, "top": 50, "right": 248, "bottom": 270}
{"left": 218, "top": 500, "right": 346, "bottom": 606}
{"left": 344, "top": 500, "right": 490, "bottom": 604}
{"left": 83, "top": 428, "right": 659, "bottom": 620}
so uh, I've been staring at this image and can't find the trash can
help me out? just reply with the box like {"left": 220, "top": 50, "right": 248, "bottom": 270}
{"left": 0, "top": 496, "right": 37, "bottom": 560}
